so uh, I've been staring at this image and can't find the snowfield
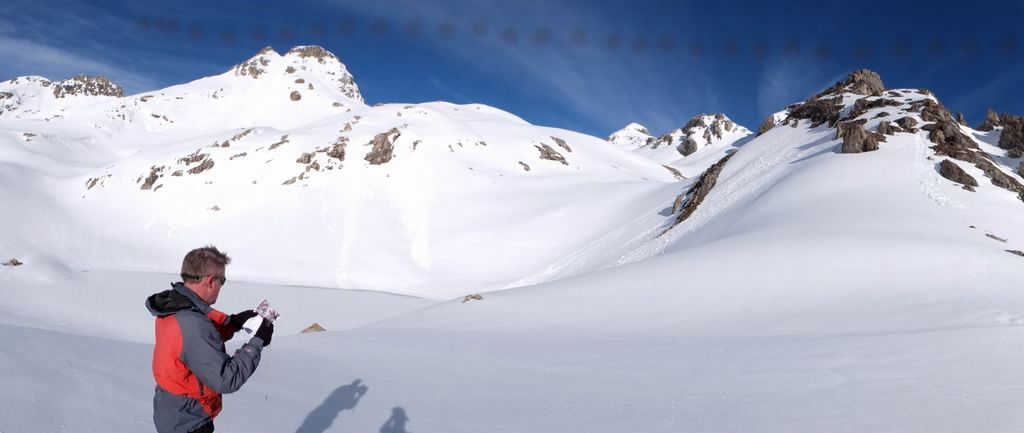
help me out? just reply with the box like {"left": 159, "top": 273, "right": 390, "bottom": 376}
{"left": 3, "top": 48, "right": 1024, "bottom": 432}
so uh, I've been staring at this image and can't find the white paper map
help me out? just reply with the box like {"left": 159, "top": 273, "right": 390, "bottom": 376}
{"left": 242, "top": 299, "right": 280, "bottom": 334}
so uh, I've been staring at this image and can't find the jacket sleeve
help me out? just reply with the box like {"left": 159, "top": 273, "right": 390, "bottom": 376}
{"left": 207, "top": 309, "right": 237, "bottom": 342}
{"left": 177, "top": 311, "right": 264, "bottom": 394}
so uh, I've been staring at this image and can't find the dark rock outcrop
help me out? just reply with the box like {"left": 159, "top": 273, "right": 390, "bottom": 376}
{"left": 2, "top": 258, "right": 22, "bottom": 266}
{"left": 756, "top": 115, "right": 776, "bottom": 136}
{"left": 877, "top": 121, "right": 895, "bottom": 136}
{"left": 938, "top": 159, "right": 979, "bottom": 190}
{"left": 327, "top": 136, "right": 348, "bottom": 161}
{"left": 187, "top": 159, "right": 214, "bottom": 175}
{"left": 364, "top": 128, "right": 401, "bottom": 165}
{"left": 177, "top": 150, "right": 208, "bottom": 166}
{"left": 683, "top": 116, "right": 707, "bottom": 130}
{"left": 551, "top": 136, "right": 572, "bottom": 153}
{"left": 977, "top": 108, "right": 1001, "bottom": 131}
{"left": 997, "top": 114, "right": 1024, "bottom": 150}
{"left": 678, "top": 137, "right": 699, "bottom": 156}
{"left": 662, "top": 165, "right": 685, "bottom": 180}
{"left": 140, "top": 166, "right": 165, "bottom": 190}
{"left": 924, "top": 106, "right": 1024, "bottom": 202}
{"left": 837, "top": 120, "right": 881, "bottom": 153}
{"left": 535, "top": 144, "right": 568, "bottom": 165}
{"left": 233, "top": 53, "right": 271, "bottom": 79}
{"left": 290, "top": 91, "right": 302, "bottom": 101}
{"left": 908, "top": 98, "right": 948, "bottom": 123}
{"left": 664, "top": 153, "right": 735, "bottom": 234}
{"left": 787, "top": 96, "right": 844, "bottom": 127}
{"left": 847, "top": 97, "right": 901, "bottom": 120}
{"left": 704, "top": 113, "right": 736, "bottom": 141}
{"left": 268, "top": 135, "right": 289, "bottom": 150}
{"left": 895, "top": 116, "right": 918, "bottom": 133}
{"left": 815, "top": 69, "right": 886, "bottom": 98}
{"left": 287, "top": 45, "right": 336, "bottom": 63}
{"left": 987, "top": 233, "right": 1008, "bottom": 243}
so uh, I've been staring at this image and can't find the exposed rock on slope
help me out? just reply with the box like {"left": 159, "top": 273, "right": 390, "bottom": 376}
{"left": 912, "top": 99, "right": 1024, "bottom": 201}
{"left": 996, "top": 114, "right": 1024, "bottom": 151}
{"left": 938, "top": 160, "right": 979, "bottom": 190}
{"left": 665, "top": 153, "right": 735, "bottom": 233}
{"left": 816, "top": 69, "right": 886, "bottom": 97}
{"left": 837, "top": 119, "right": 882, "bottom": 153}
{"left": 535, "top": 143, "right": 568, "bottom": 165}
{"left": 52, "top": 75, "right": 123, "bottom": 98}
{"left": 365, "top": 128, "right": 401, "bottom": 165}
{"left": 977, "top": 108, "right": 1002, "bottom": 131}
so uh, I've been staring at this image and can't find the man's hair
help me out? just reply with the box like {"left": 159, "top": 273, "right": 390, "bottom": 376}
{"left": 180, "top": 245, "right": 231, "bottom": 282}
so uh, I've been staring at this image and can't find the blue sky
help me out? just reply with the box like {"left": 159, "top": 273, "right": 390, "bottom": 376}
{"left": 2, "top": 0, "right": 1022, "bottom": 138}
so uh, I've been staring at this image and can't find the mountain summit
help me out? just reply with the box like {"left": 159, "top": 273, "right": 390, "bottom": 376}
{"left": 231, "top": 45, "right": 363, "bottom": 103}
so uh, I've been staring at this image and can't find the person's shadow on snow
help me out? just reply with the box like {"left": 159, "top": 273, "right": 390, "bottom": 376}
{"left": 295, "top": 379, "right": 369, "bottom": 433}
{"left": 379, "top": 407, "right": 410, "bottom": 433}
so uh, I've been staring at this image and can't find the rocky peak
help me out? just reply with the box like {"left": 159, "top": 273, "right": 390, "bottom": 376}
{"left": 286, "top": 45, "right": 337, "bottom": 63}
{"left": 232, "top": 48, "right": 275, "bottom": 79}
{"left": 52, "top": 75, "right": 123, "bottom": 98}
{"left": 680, "top": 113, "right": 738, "bottom": 141}
{"left": 231, "top": 45, "right": 363, "bottom": 103}
{"left": 642, "top": 113, "right": 747, "bottom": 157}
{"left": 817, "top": 69, "right": 886, "bottom": 98}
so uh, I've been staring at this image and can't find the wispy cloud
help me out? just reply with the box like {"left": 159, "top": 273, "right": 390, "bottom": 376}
{"left": 315, "top": 0, "right": 717, "bottom": 136}
{"left": 0, "top": 35, "right": 162, "bottom": 93}
{"left": 951, "top": 62, "right": 1024, "bottom": 115}
{"left": 756, "top": 56, "right": 839, "bottom": 118}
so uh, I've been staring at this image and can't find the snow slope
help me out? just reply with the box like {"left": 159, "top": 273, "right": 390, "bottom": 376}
{"left": 0, "top": 46, "right": 684, "bottom": 299}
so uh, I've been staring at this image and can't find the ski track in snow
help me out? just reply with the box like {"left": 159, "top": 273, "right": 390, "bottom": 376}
{"left": 336, "top": 174, "right": 359, "bottom": 289}
{"left": 913, "top": 134, "right": 964, "bottom": 208}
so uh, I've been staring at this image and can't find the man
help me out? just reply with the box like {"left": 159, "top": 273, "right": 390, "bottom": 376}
{"left": 145, "top": 246, "right": 274, "bottom": 433}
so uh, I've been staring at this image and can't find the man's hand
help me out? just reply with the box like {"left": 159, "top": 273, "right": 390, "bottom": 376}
{"left": 254, "top": 318, "right": 274, "bottom": 347}
{"left": 228, "top": 310, "right": 258, "bottom": 333}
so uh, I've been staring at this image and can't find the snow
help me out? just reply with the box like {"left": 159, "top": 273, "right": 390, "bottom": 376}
{"left": 4, "top": 49, "right": 1024, "bottom": 432}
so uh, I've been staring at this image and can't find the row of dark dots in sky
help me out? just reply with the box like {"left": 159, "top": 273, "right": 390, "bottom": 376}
{"left": 136, "top": 17, "right": 1019, "bottom": 59}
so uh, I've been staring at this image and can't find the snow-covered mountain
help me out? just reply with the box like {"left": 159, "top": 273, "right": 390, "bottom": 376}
{"left": 0, "top": 45, "right": 684, "bottom": 299}
{"left": 5, "top": 46, "right": 1024, "bottom": 433}
{"left": 607, "top": 122, "right": 654, "bottom": 151}
{"left": 609, "top": 113, "right": 753, "bottom": 178}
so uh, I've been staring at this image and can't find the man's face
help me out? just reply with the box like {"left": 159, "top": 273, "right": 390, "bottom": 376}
{"left": 203, "top": 269, "right": 226, "bottom": 304}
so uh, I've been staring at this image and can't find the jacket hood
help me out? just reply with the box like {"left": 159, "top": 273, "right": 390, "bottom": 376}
{"left": 146, "top": 282, "right": 208, "bottom": 317}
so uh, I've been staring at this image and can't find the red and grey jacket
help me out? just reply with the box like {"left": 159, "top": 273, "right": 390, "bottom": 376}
{"left": 145, "top": 282, "right": 264, "bottom": 433}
